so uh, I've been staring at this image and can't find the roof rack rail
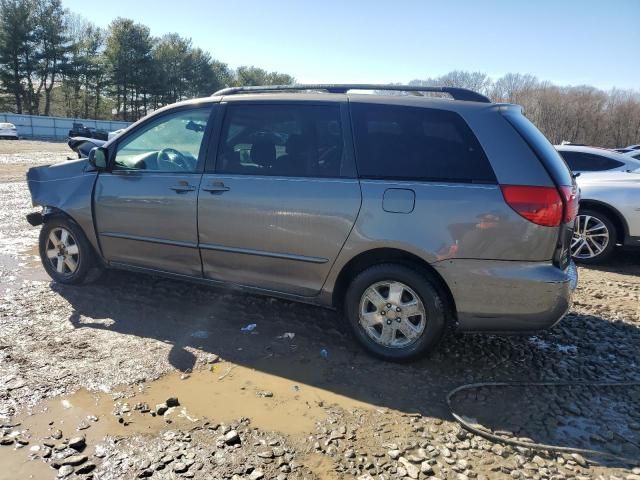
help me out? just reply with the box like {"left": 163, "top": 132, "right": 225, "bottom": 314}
{"left": 212, "top": 84, "right": 491, "bottom": 103}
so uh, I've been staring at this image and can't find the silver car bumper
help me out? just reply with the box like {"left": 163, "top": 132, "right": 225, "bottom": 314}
{"left": 433, "top": 259, "right": 576, "bottom": 332}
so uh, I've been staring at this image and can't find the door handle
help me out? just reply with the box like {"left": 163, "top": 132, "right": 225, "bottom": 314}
{"left": 202, "top": 182, "right": 230, "bottom": 193}
{"left": 170, "top": 182, "right": 196, "bottom": 192}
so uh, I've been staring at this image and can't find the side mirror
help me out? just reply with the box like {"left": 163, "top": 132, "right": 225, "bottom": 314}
{"left": 88, "top": 147, "right": 108, "bottom": 170}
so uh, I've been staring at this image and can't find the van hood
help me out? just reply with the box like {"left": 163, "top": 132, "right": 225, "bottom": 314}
{"left": 27, "top": 157, "right": 91, "bottom": 183}
{"left": 26, "top": 158, "right": 98, "bottom": 210}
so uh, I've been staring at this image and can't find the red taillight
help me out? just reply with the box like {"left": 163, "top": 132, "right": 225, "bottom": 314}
{"left": 559, "top": 185, "right": 579, "bottom": 223}
{"left": 500, "top": 185, "right": 563, "bottom": 227}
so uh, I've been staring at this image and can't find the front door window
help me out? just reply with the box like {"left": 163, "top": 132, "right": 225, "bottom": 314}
{"left": 114, "top": 107, "right": 211, "bottom": 172}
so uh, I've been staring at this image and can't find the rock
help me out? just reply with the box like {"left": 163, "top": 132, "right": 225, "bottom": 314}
{"left": 399, "top": 457, "right": 420, "bottom": 479}
{"left": 570, "top": 453, "right": 588, "bottom": 468}
{"left": 257, "top": 450, "right": 274, "bottom": 458}
{"left": 57, "top": 465, "right": 74, "bottom": 477}
{"left": 51, "top": 429, "right": 63, "bottom": 440}
{"left": 173, "top": 462, "right": 188, "bottom": 473}
{"left": 138, "top": 470, "right": 153, "bottom": 478}
{"left": 626, "top": 475, "right": 640, "bottom": 480}
{"left": 224, "top": 430, "right": 240, "bottom": 445}
{"left": 68, "top": 435, "right": 86, "bottom": 451}
{"left": 155, "top": 403, "right": 168, "bottom": 416}
{"left": 344, "top": 449, "right": 355, "bottom": 459}
{"left": 61, "top": 455, "right": 88, "bottom": 467}
{"left": 166, "top": 397, "right": 180, "bottom": 408}
{"left": 0, "top": 438, "right": 13, "bottom": 446}
{"left": 249, "top": 469, "right": 264, "bottom": 480}
{"left": 421, "top": 461, "right": 434, "bottom": 475}
{"left": 388, "top": 449, "right": 401, "bottom": 460}
{"left": 76, "top": 463, "right": 96, "bottom": 474}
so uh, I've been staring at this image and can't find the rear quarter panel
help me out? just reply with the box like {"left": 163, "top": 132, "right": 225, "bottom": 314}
{"left": 579, "top": 176, "right": 640, "bottom": 237}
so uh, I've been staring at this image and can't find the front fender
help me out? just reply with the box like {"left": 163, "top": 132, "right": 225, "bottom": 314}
{"left": 26, "top": 159, "right": 101, "bottom": 255}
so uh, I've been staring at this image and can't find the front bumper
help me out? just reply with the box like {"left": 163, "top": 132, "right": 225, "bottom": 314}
{"left": 433, "top": 259, "right": 577, "bottom": 332}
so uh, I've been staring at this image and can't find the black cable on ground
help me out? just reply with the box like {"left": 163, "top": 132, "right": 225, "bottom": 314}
{"left": 446, "top": 381, "right": 640, "bottom": 466}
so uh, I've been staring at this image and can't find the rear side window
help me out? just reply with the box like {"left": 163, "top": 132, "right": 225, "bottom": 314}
{"left": 502, "top": 111, "right": 573, "bottom": 186}
{"left": 350, "top": 103, "right": 495, "bottom": 183}
{"left": 216, "top": 104, "right": 349, "bottom": 178}
{"left": 558, "top": 151, "right": 624, "bottom": 172}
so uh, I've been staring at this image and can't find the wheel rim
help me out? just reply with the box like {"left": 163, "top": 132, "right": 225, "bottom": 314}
{"left": 45, "top": 227, "right": 80, "bottom": 275}
{"left": 571, "top": 214, "right": 610, "bottom": 259}
{"left": 358, "top": 280, "right": 427, "bottom": 349}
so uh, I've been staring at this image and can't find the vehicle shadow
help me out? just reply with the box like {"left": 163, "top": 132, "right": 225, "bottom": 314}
{"left": 51, "top": 269, "right": 640, "bottom": 467}
{"left": 578, "top": 247, "right": 640, "bottom": 277}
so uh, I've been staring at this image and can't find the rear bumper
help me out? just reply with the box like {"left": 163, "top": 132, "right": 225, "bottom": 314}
{"left": 433, "top": 259, "right": 577, "bottom": 332}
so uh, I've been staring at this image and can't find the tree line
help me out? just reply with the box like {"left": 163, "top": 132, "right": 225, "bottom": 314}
{"left": 409, "top": 71, "right": 640, "bottom": 148}
{"left": 0, "top": 0, "right": 294, "bottom": 121}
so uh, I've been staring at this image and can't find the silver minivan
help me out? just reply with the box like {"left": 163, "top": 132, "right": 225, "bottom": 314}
{"left": 26, "top": 84, "right": 578, "bottom": 360}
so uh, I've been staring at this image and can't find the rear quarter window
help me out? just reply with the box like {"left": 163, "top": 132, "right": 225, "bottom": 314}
{"left": 350, "top": 103, "right": 496, "bottom": 183}
{"left": 501, "top": 111, "right": 573, "bottom": 186}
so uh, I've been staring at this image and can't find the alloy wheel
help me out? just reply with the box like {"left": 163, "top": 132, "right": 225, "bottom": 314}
{"left": 571, "top": 214, "right": 610, "bottom": 260}
{"left": 358, "top": 280, "right": 427, "bottom": 348}
{"left": 45, "top": 227, "right": 80, "bottom": 275}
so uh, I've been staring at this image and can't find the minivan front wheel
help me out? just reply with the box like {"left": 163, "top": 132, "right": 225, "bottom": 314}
{"left": 39, "top": 217, "right": 95, "bottom": 284}
{"left": 344, "top": 264, "right": 446, "bottom": 361}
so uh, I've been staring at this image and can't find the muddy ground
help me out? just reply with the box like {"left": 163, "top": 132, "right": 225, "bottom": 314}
{"left": 0, "top": 140, "right": 639, "bottom": 480}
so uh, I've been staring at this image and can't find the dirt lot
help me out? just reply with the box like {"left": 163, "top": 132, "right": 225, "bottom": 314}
{"left": 1, "top": 140, "right": 639, "bottom": 480}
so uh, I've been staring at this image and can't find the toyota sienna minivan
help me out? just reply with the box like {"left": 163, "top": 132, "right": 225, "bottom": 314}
{"left": 26, "top": 84, "right": 578, "bottom": 360}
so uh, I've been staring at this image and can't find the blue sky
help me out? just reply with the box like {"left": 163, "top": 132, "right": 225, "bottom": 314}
{"left": 63, "top": 0, "right": 640, "bottom": 90}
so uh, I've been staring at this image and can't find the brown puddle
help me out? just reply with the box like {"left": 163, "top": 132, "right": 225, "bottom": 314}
{"left": 0, "top": 248, "right": 47, "bottom": 285}
{"left": 2, "top": 362, "right": 374, "bottom": 478}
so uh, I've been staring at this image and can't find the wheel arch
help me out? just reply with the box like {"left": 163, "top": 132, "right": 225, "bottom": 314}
{"left": 579, "top": 199, "right": 628, "bottom": 244}
{"left": 40, "top": 206, "right": 103, "bottom": 261}
{"left": 331, "top": 247, "right": 458, "bottom": 326}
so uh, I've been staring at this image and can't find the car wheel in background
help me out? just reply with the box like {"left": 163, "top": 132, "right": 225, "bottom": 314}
{"left": 344, "top": 264, "right": 447, "bottom": 361}
{"left": 571, "top": 209, "right": 617, "bottom": 264}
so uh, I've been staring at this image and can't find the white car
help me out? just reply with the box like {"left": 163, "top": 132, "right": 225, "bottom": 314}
{"left": 573, "top": 170, "right": 640, "bottom": 263}
{"left": 624, "top": 150, "right": 640, "bottom": 161}
{"left": 107, "top": 128, "right": 125, "bottom": 140}
{"left": 556, "top": 145, "right": 640, "bottom": 174}
{"left": 0, "top": 122, "right": 18, "bottom": 139}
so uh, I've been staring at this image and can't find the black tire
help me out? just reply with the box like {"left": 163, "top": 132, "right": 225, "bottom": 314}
{"left": 572, "top": 209, "right": 617, "bottom": 265}
{"left": 39, "top": 216, "right": 96, "bottom": 284}
{"left": 344, "top": 263, "right": 447, "bottom": 361}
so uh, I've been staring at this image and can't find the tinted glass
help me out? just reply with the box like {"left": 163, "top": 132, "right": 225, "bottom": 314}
{"left": 502, "top": 110, "right": 573, "bottom": 186}
{"left": 114, "top": 107, "right": 211, "bottom": 172}
{"left": 350, "top": 103, "right": 495, "bottom": 183}
{"left": 216, "top": 104, "right": 347, "bottom": 178}
{"left": 559, "top": 151, "right": 624, "bottom": 171}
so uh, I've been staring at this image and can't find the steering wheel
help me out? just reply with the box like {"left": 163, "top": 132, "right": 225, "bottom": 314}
{"left": 157, "top": 147, "right": 189, "bottom": 171}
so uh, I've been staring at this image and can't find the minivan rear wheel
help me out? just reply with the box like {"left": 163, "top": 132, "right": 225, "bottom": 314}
{"left": 344, "top": 264, "right": 446, "bottom": 361}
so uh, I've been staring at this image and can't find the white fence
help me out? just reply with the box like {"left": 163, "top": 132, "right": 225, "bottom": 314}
{"left": 0, "top": 113, "right": 130, "bottom": 140}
